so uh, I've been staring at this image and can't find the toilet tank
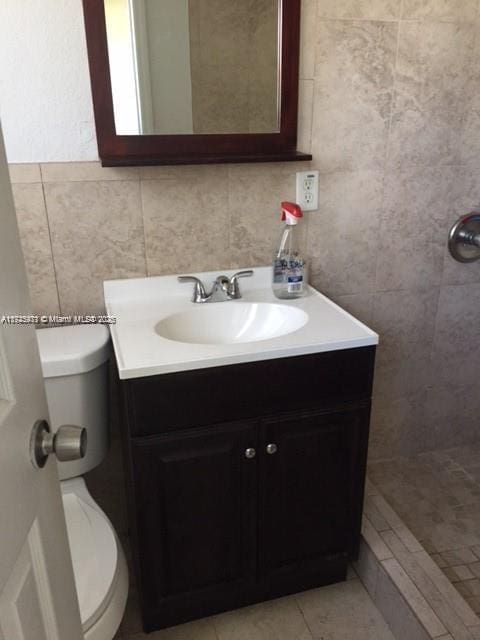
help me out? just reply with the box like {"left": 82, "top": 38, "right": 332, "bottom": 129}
{"left": 36, "top": 325, "right": 111, "bottom": 481}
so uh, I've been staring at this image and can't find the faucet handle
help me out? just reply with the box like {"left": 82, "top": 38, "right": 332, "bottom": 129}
{"left": 178, "top": 276, "right": 207, "bottom": 302}
{"left": 228, "top": 270, "right": 254, "bottom": 298}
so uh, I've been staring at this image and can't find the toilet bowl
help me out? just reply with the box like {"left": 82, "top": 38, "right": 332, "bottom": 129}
{"left": 36, "top": 324, "right": 128, "bottom": 640}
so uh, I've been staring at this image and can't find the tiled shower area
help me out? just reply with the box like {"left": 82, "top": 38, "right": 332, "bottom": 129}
{"left": 369, "top": 444, "right": 480, "bottom": 619}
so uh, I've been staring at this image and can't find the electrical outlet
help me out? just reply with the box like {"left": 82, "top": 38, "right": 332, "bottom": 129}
{"left": 296, "top": 170, "right": 319, "bottom": 211}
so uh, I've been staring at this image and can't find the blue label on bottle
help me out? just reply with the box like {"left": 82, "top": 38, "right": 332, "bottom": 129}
{"left": 273, "top": 256, "right": 305, "bottom": 293}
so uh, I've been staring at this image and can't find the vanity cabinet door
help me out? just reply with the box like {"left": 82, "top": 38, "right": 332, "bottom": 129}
{"left": 257, "top": 406, "right": 369, "bottom": 584}
{"left": 130, "top": 420, "right": 258, "bottom": 630}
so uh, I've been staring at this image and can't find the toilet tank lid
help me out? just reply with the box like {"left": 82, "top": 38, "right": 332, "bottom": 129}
{"left": 36, "top": 325, "right": 110, "bottom": 378}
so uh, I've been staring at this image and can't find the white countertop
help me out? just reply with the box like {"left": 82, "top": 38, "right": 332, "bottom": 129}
{"left": 104, "top": 267, "right": 379, "bottom": 380}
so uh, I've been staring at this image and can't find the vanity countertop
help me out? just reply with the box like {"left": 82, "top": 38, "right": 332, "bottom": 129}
{"left": 104, "top": 267, "right": 378, "bottom": 379}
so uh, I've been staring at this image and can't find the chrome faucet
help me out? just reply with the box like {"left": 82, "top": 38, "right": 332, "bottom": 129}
{"left": 178, "top": 270, "right": 254, "bottom": 303}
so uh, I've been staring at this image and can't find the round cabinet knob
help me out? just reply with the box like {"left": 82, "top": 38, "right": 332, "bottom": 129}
{"left": 245, "top": 448, "right": 256, "bottom": 459}
{"left": 31, "top": 420, "right": 87, "bottom": 469}
{"left": 266, "top": 443, "right": 278, "bottom": 455}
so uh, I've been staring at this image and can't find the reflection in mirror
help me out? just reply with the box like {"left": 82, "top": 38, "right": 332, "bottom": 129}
{"left": 104, "top": 0, "right": 280, "bottom": 136}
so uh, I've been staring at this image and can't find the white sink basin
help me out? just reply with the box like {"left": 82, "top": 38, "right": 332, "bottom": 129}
{"left": 155, "top": 303, "right": 309, "bottom": 345}
{"left": 104, "top": 267, "right": 379, "bottom": 378}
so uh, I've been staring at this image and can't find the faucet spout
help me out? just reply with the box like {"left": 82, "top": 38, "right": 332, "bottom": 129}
{"left": 178, "top": 270, "right": 254, "bottom": 303}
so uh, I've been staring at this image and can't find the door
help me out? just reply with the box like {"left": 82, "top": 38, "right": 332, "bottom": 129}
{"left": 0, "top": 126, "right": 83, "bottom": 640}
{"left": 130, "top": 420, "right": 257, "bottom": 630}
{"left": 258, "top": 406, "right": 365, "bottom": 579}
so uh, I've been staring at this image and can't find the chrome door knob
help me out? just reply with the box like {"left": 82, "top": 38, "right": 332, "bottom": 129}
{"left": 245, "top": 448, "right": 256, "bottom": 459}
{"left": 266, "top": 443, "right": 278, "bottom": 455}
{"left": 31, "top": 420, "right": 87, "bottom": 469}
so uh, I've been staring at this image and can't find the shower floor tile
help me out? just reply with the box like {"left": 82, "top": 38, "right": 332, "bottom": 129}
{"left": 369, "top": 443, "right": 480, "bottom": 615}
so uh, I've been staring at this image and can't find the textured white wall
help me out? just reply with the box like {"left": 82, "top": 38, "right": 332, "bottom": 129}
{"left": 0, "top": 0, "right": 98, "bottom": 163}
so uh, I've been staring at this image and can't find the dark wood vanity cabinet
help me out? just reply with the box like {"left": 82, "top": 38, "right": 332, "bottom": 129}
{"left": 130, "top": 420, "right": 258, "bottom": 624}
{"left": 119, "top": 348, "right": 375, "bottom": 632}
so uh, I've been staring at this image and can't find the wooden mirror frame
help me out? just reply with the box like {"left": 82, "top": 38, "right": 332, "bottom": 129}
{"left": 82, "top": 0, "right": 311, "bottom": 166}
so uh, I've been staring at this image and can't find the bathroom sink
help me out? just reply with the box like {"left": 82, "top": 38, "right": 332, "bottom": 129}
{"left": 155, "top": 303, "right": 308, "bottom": 345}
{"left": 104, "top": 267, "right": 378, "bottom": 378}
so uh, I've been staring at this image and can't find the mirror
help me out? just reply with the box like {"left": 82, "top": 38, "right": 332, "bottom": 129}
{"left": 82, "top": 0, "right": 310, "bottom": 166}
{"left": 104, "top": 0, "right": 280, "bottom": 136}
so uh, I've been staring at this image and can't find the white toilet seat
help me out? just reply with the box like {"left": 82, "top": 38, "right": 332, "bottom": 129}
{"left": 61, "top": 478, "right": 128, "bottom": 639}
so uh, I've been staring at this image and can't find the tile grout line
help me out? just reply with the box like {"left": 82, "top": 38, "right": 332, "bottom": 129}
{"left": 137, "top": 178, "right": 149, "bottom": 278}
{"left": 38, "top": 173, "right": 62, "bottom": 316}
{"left": 372, "top": 8, "right": 401, "bottom": 298}
{"left": 293, "top": 593, "right": 316, "bottom": 640}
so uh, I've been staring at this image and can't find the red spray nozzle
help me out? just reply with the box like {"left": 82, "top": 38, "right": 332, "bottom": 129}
{"left": 281, "top": 202, "right": 303, "bottom": 224}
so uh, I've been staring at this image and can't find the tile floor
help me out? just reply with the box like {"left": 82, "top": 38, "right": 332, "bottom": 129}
{"left": 369, "top": 442, "right": 480, "bottom": 617}
{"left": 115, "top": 574, "right": 396, "bottom": 640}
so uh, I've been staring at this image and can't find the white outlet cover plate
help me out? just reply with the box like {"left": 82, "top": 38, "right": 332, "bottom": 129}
{"left": 296, "top": 170, "right": 319, "bottom": 212}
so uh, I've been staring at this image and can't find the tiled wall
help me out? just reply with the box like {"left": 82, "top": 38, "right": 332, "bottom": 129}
{"left": 9, "top": 0, "right": 480, "bottom": 460}
{"left": 189, "top": 0, "right": 278, "bottom": 133}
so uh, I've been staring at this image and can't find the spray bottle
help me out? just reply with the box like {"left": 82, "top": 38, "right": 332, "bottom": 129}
{"left": 272, "top": 202, "right": 307, "bottom": 299}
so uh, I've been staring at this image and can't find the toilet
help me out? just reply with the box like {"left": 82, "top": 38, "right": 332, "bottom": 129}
{"left": 36, "top": 324, "right": 128, "bottom": 640}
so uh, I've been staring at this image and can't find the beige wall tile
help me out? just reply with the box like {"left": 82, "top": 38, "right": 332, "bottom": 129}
{"left": 375, "top": 236, "right": 443, "bottom": 292}
{"left": 311, "top": 20, "right": 397, "bottom": 172}
{"left": 382, "top": 166, "right": 458, "bottom": 245}
{"left": 376, "top": 167, "right": 456, "bottom": 291}
{"left": 460, "top": 88, "right": 480, "bottom": 166}
{"left": 460, "top": 108, "right": 480, "bottom": 165}
{"left": 12, "top": 183, "right": 60, "bottom": 315}
{"left": 142, "top": 174, "right": 231, "bottom": 276}
{"left": 228, "top": 170, "right": 296, "bottom": 268}
{"left": 442, "top": 244, "right": 480, "bottom": 287}
{"left": 40, "top": 162, "right": 140, "bottom": 183}
{"left": 9, "top": 163, "right": 41, "bottom": 184}
{"left": 297, "top": 79, "right": 314, "bottom": 154}
{"left": 44, "top": 181, "right": 146, "bottom": 315}
{"left": 459, "top": 25, "right": 480, "bottom": 165}
{"left": 425, "top": 383, "right": 480, "bottom": 450}
{"left": 330, "top": 293, "right": 373, "bottom": 326}
{"left": 318, "top": 0, "right": 401, "bottom": 19}
{"left": 402, "top": 0, "right": 478, "bottom": 21}
{"left": 430, "top": 284, "right": 480, "bottom": 387}
{"left": 371, "top": 289, "right": 439, "bottom": 397}
{"left": 300, "top": 0, "right": 317, "bottom": 80}
{"left": 389, "top": 22, "right": 475, "bottom": 169}
{"left": 140, "top": 164, "right": 228, "bottom": 181}
{"left": 307, "top": 171, "right": 383, "bottom": 296}
{"left": 228, "top": 162, "right": 310, "bottom": 178}
{"left": 188, "top": 1, "right": 278, "bottom": 134}
{"left": 442, "top": 166, "right": 480, "bottom": 285}
{"left": 369, "top": 390, "right": 429, "bottom": 461}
